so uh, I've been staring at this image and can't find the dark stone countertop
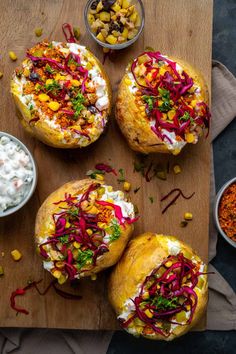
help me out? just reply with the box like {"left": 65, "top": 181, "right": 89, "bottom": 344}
{"left": 108, "top": 1, "right": 236, "bottom": 353}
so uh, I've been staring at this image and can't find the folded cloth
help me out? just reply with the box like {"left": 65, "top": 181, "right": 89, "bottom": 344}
{"left": 0, "top": 61, "right": 236, "bottom": 353}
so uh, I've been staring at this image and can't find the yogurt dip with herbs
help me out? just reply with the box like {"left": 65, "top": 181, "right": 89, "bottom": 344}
{"left": 0, "top": 135, "right": 34, "bottom": 212}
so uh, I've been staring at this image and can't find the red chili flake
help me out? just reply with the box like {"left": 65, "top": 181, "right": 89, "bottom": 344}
{"left": 161, "top": 188, "right": 195, "bottom": 214}
{"left": 62, "top": 23, "right": 76, "bottom": 43}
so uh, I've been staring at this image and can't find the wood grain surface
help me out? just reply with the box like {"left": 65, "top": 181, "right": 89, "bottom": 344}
{"left": 0, "top": 0, "right": 213, "bottom": 329}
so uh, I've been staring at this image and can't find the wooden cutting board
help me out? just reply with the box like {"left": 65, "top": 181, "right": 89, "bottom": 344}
{"left": 0, "top": 0, "right": 213, "bottom": 329}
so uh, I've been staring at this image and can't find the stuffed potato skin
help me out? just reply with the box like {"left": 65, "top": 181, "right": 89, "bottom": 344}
{"left": 116, "top": 52, "right": 210, "bottom": 155}
{"left": 11, "top": 41, "right": 112, "bottom": 149}
{"left": 109, "top": 233, "right": 208, "bottom": 340}
{"left": 35, "top": 179, "right": 136, "bottom": 283}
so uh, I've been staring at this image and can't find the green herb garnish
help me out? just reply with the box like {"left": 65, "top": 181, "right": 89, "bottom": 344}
{"left": 159, "top": 100, "right": 172, "bottom": 113}
{"left": 117, "top": 168, "right": 125, "bottom": 183}
{"left": 45, "top": 64, "right": 55, "bottom": 74}
{"left": 149, "top": 196, "right": 154, "bottom": 203}
{"left": 86, "top": 169, "right": 105, "bottom": 179}
{"left": 72, "top": 91, "right": 85, "bottom": 118}
{"left": 76, "top": 249, "right": 93, "bottom": 269}
{"left": 150, "top": 296, "right": 179, "bottom": 310}
{"left": 134, "top": 187, "right": 141, "bottom": 194}
{"left": 179, "top": 112, "right": 190, "bottom": 121}
{"left": 58, "top": 235, "right": 69, "bottom": 244}
{"left": 142, "top": 95, "right": 156, "bottom": 111}
{"left": 158, "top": 87, "right": 170, "bottom": 100}
{"left": 45, "top": 80, "right": 61, "bottom": 93}
{"left": 29, "top": 104, "right": 34, "bottom": 111}
{"left": 109, "top": 219, "right": 121, "bottom": 242}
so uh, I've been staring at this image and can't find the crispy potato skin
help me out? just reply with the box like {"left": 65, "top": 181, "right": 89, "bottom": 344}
{"left": 11, "top": 49, "right": 112, "bottom": 149}
{"left": 115, "top": 56, "right": 209, "bottom": 154}
{"left": 35, "top": 179, "right": 134, "bottom": 277}
{"left": 108, "top": 232, "right": 208, "bottom": 340}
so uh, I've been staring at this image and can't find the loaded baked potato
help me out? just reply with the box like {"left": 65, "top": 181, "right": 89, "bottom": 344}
{"left": 109, "top": 233, "right": 208, "bottom": 340}
{"left": 116, "top": 51, "right": 210, "bottom": 155}
{"left": 11, "top": 41, "right": 112, "bottom": 148}
{"left": 35, "top": 178, "right": 137, "bottom": 284}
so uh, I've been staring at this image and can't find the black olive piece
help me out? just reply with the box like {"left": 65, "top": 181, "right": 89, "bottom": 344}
{"left": 90, "top": 0, "right": 99, "bottom": 10}
{"left": 88, "top": 105, "right": 97, "bottom": 114}
{"left": 29, "top": 72, "right": 40, "bottom": 81}
{"left": 102, "top": 0, "right": 116, "bottom": 11}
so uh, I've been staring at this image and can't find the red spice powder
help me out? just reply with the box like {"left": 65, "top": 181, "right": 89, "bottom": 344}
{"left": 218, "top": 182, "right": 236, "bottom": 242}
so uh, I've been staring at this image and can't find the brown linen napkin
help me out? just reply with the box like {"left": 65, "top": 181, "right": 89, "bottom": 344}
{"left": 0, "top": 61, "right": 235, "bottom": 353}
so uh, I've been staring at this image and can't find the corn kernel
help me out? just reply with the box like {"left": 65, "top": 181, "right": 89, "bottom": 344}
{"left": 172, "top": 148, "right": 181, "bottom": 156}
{"left": 97, "top": 222, "right": 106, "bottom": 228}
{"left": 65, "top": 221, "right": 70, "bottom": 228}
{"left": 48, "top": 101, "right": 60, "bottom": 111}
{"left": 144, "top": 309, "right": 153, "bottom": 318}
{"left": 86, "top": 228, "right": 93, "bottom": 236}
{"left": 0, "top": 72, "right": 3, "bottom": 79}
{"left": 58, "top": 274, "right": 67, "bottom": 284}
{"left": 102, "top": 47, "right": 110, "bottom": 53}
{"left": 122, "top": 0, "right": 130, "bottom": 9}
{"left": 106, "top": 34, "right": 117, "bottom": 45}
{"left": 96, "top": 32, "right": 105, "bottom": 43}
{"left": 159, "top": 67, "right": 166, "bottom": 76}
{"left": 46, "top": 79, "right": 53, "bottom": 85}
{"left": 9, "top": 51, "right": 17, "bottom": 61}
{"left": 38, "top": 93, "right": 50, "bottom": 102}
{"left": 122, "top": 27, "right": 129, "bottom": 39}
{"left": 0, "top": 265, "right": 4, "bottom": 276}
{"left": 165, "top": 261, "right": 172, "bottom": 268}
{"left": 168, "top": 110, "right": 176, "bottom": 120}
{"left": 52, "top": 270, "right": 62, "bottom": 279}
{"left": 184, "top": 212, "right": 193, "bottom": 221}
{"left": 124, "top": 77, "right": 132, "bottom": 85}
{"left": 55, "top": 261, "right": 64, "bottom": 268}
{"left": 11, "top": 249, "right": 22, "bottom": 261}
{"left": 106, "top": 186, "right": 113, "bottom": 193}
{"left": 100, "top": 11, "right": 111, "bottom": 22}
{"left": 185, "top": 133, "right": 195, "bottom": 143}
{"left": 23, "top": 68, "right": 30, "bottom": 77}
{"left": 123, "top": 181, "right": 131, "bottom": 192}
{"left": 35, "top": 28, "right": 43, "bottom": 37}
{"left": 86, "top": 62, "right": 93, "bottom": 70}
{"left": 173, "top": 164, "right": 181, "bottom": 174}
{"left": 111, "top": 3, "right": 121, "bottom": 12}
{"left": 87, "top": 14, "right": 95, "bottom": 25}
{"left": 129, "top": 12, "right": 138, "bottom": 23}
{"left": 91, "top": 274, "right": 97, "bottom": 281}
{"left": 142, "top": 292, "right": 149, "bottom": 300}
{"left": 191, "top": 99, "right": 197, "bottom": 108}
{"left": 96, "top": 1, "right": 103, "bottom": 12}
{"left": 95, "top": 173, "right": 104, "bottom": 181}
{"left": 88, "top": 205, "right": 99, "bottom": 214}
{"left": 73, "top": 241, "right": 81, "bottom": 249}
{"left": 71, "top": 79, "right": 80, "bottom": 87}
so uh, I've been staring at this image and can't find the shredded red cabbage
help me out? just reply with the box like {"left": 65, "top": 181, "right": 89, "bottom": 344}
{"left": 95, "top": 163, "right": 117, "bottom": 176}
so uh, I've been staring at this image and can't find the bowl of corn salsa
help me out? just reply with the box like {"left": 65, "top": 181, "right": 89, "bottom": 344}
{"left": 214, "top": 177, "right": 236, "bottom": 248}
{"left": 84, "top": 0, "right": 145, "bottom": 50}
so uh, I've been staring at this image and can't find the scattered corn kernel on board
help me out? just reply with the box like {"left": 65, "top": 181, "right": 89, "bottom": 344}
{"left": 0, "top": 0, "right": 212, "bottom": 329}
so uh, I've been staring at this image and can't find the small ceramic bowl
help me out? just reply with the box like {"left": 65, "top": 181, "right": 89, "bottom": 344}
{"left": 214, "top": 177, "right": 236, "bottom": 248}
{"left": 0, "top": 132, "right": 38, "bottom": 217}
{"left": 84, "top": 0, "right": 145, "bottom": 50}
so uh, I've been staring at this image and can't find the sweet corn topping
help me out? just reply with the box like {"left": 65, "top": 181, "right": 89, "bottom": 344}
{"left": 173, "top": 164, "right": 181, "bottom": 174}
{"left": 9, "top": 51, "right": 17, "bottom": 61}
{"left": 11, "top": 249, "right": 22, "bottom": 261}
{"left": 123, "top": 181, "right": 131, "bottom": 192}
{"left": 184, "top": 212, "right": 193, "bottom": 221}
{"left": 35, "top": 28, "right": 43, "bottom": 37}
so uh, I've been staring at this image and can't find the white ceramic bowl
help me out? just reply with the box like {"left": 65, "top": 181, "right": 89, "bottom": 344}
{"left": 214, "top": 177, "right": 236, "bottom": 248}
{"left": 0, "top": 132, "right": 38, "bottom": 217}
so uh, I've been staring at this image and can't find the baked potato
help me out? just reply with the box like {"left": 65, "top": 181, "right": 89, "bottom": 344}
{"left": 109, "top": 233, "right": 208, "bottom": 340}
{"left": 116, "top": 51, "right": 210, "bottom": 155}
{"left": 11, "top": 41, "right": 112, "bottom": 148}
{"left": 35, "top": 178, "right": 137, "bottom": 284}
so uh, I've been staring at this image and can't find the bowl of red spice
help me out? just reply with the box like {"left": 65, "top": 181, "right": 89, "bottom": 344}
{"left": 214, "top": 177, "right": 236, "bottom": 248}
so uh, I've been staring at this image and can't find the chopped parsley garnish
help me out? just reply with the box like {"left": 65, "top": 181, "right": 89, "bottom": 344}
{"left": 48, "top": 42, "right": 53, "bottom": 49}
{"left": 29, "top": 104, "right": 34, "bottom": 111}
{"left": 58, "top": 235, "right": 69, "bottom": 244}
{"left": 150, "top": 296, "right": 179, "bottom": 310}
{"left": 159, "top": 100, "right": 172, "bottom": 113}
{"left": 158, "top": 87, "right": 170, "bottom": 100}
{"left": 72, "top": 91, "right": 85, "bottom": 118}
{"left": 45, "top": 64, "right": 55, "bottom": 74}
{"left": 68, "top": 58, "right": 80, "bottom": 67}
{"left": 179, "top": 112, "right": 190, "bottom": 121}
{"left": 109, "top": 219, "right": 121, "bottom": 242}
{"left": 117, "top": 168, "right": 125, "bottom": 183}
{"left": 134, "top": 187, "right": 141, "bottom": 194}
{"left": 76, "top": 249, "right": 93, "bottom": 269}
{"left": 67, "top": 207, "right": 79, "bottom": 217}
{"left": 149, "top": 196, "right": 154, "bottom": 203}
{"left": 45, "top": 80, "right": 61, "bottom": 93}
{"left": 142, "top": 95, "right": 156, "bottom": 111}
{"left": 86, "top": 169, "right": 105, "bottom": 179}
{"left": 157, "top": 87, "right": 172, "bottom": 112}
{"left": 158, "top": 60, "right": 165, "bottom": 67}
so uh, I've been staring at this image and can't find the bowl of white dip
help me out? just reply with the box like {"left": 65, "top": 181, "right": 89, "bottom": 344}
{"left": 0, "top": 132, "right": 37, "bottom": 217}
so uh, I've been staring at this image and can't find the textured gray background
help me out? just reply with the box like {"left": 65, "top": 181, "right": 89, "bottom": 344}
{"left": 108, "top": 1, "right": 236, "bottom": 353}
